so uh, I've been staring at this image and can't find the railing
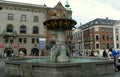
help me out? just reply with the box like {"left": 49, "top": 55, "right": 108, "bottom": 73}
{"left": 2, "top": 30, "right": 17, "bottom": 38}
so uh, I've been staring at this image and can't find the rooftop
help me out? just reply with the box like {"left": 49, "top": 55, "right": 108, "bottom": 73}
{"left": 79, "top": 18, "right": 118, "bottom": 30}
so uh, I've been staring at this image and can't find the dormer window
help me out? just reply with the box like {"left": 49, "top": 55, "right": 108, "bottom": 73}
{"left": 95, "top": 21, "right": 98, "bottom": 24}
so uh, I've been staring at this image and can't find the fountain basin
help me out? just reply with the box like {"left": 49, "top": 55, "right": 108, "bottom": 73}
{"left": 5, "top": 57, "right": 115, "bottom": 77}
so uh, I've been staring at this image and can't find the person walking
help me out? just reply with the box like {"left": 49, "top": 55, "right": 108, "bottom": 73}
{"left": 103, "top": 50, "right": 107, "bottom": 57}
{"left": 112, "top": 48, "right": 119, "bottom": 72}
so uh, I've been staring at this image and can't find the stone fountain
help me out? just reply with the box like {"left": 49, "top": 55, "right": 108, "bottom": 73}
{"left": 4, "top": 2, "right": 115, "bottom": 77}
{"left": 44, "top": 18, "right": 77, "bottom": 62}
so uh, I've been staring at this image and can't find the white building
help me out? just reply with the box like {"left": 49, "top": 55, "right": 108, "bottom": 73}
{"left": 113, "top": 20, "right": 120, "bottom": 49}
{"left": 72, "top": 28, "right": 85, "bottom": 56}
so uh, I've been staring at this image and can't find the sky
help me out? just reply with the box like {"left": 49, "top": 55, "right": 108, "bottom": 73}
{"left": 5, "top": 0, "right": 120, "bottom": 27}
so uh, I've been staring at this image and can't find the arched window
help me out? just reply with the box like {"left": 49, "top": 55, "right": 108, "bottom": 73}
{"left": 33, "top": 26, "right": 38, "bottom": 34}
{"left": 7, "top": 24, "right": 13, "bottom": 32}
{"left": 20, "top": 25, "right": 26, "bottom": 33}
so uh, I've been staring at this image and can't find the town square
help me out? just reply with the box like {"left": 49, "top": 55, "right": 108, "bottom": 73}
{"left": 0, "top": 0, "right": 120, "bottom": 77}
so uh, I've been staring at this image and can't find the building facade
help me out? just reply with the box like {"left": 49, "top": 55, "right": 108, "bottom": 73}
{"left": 0, "top": 1, "right": 47, "bottom": 56}
{"left": 113, "top": 20, "right": 120, "bottom": 49}
{"left": 72, "top": 28, "right": 84, "bottom": 55}
{"left": 79, "top": 18, "right": 117, "bottom": 56}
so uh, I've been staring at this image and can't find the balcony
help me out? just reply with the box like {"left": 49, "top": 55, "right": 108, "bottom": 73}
{"left": 2, "top": 30, "right": 17, "bottom": 38}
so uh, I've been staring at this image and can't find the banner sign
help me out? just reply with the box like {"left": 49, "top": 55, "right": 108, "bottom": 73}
{"left": 39, "top": 38, "right": 46, "bottom": 50}
{"left": 0, "top": 43, "right": 4, "bottom": 48}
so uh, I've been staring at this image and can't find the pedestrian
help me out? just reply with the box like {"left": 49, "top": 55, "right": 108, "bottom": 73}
{"left": 4, "top": 53, "right": 7, "bottom": 58}
{"left": 91, "top": 51, "right": 94, "bottom": 56}
{"left": 117, "top": 50, "right": 120, "bottom": 56}
{"left": 112, "top": 48, "right": 119, "bottom": 72}
{"left": 108, "top": 50, "right": 112, "bottom": 58}
{"left": 73, "top": 50, "right": 79, "bottom": 57}
{"left": 103, "top": 50, "right": 107, "bottom": 57}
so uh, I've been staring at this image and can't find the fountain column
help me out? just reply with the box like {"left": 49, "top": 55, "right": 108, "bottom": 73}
{"left": 56, "top": 30, "right": 69, "bottom": 62}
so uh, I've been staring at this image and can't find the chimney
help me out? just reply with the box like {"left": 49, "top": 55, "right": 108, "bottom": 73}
{"left": 106, "top": 17, "right": 108, "bottom": 20}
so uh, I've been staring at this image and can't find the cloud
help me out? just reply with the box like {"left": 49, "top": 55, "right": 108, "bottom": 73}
{"left": 71, "top": 0, "right": 120, "bottom": 24}
{"left": 99, "top": 0, "right": 120, "bottom": 11}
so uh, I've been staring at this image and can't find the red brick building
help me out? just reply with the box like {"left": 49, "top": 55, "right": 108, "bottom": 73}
{"left": 79, "top": 18, "right": 117, "bottom": 56}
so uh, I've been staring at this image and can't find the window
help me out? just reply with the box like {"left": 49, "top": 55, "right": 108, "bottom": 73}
{"left": 110, "top": 28, "right": 113, "bottom": 32}
{"left": 102, "top": 35, "right": 105, "bottom": 40}
{"left": 96, "top": 43, "right": 99, "bottom": 49}
{"left": 115, "top": 29, "right": 119, "bottom": 33}
{"left": 106, "top": 28, "right": 108, "bottom": 32}
{"left": 107, "top": 43, "right": 109, "bottom": 49}
{"left": 32, "top": 38, "right": 39, "bottom": 44}
{"left": 21, "top": 15, "right": 26, "bottom": 22}
{"left": 116, "top": 35, "right": 119, "bottom": 41}
{"left": 33, "top": 16, "right": 38, "bottom": 22}
{"left": 36, "top": 38, "right": 39, "bottom": 43}
{"left": 110, "top": 35, "right": 113, "bottom": 40}
{"left": 102, "top": 43, "right": 106, "bottom": 49}
{"left": 19, "top": 38, "right": 22, "bottom": 43}
{"left": 32, "top": 38, "right": 35, "bottom": 43}
{"left": 33, "top": 26, "right": 38, "bottom": 34}
{"left": 117, "top": 43, "right": 119, "bottom": 48}
{"left": 102, "top": 27, "right": 104, "bottom": 32}
{"left": 20, "top": 25, "right": 26, "bottom": 33}
{"left": 96, "top": 35, "right": 99, "bottom": 41}
{"left": 8, "top": 14, "right": 14, "bottom": 20}
{"left": 7, "top": 24, "right": 13, "bottom": 32}
{"left": 106, "top": 36, "right": 109, "bottom": 40}
{"left": 23, "top": 38, "right": 27, "bottom": 43}
{"left": 18, "top": 38, "right": 27, "bottom": 44}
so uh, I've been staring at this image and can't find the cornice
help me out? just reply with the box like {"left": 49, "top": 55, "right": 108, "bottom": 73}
{"left": 0, "top": 1, "right": 47, "bottom": 8}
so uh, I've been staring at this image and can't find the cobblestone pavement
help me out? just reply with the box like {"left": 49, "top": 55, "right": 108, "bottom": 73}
{"left": 0, "top": 58, "right": 120, "bottom": 77}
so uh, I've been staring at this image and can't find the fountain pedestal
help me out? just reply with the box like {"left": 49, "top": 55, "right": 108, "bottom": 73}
{"left": 43, "top": 18, "right": 77, "bottom": 62}
{"left": 55, "top": 31, "right": 69, "bottom": 62}
{"left": 57, "top": 45, "right": 69, "bottom": 62}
